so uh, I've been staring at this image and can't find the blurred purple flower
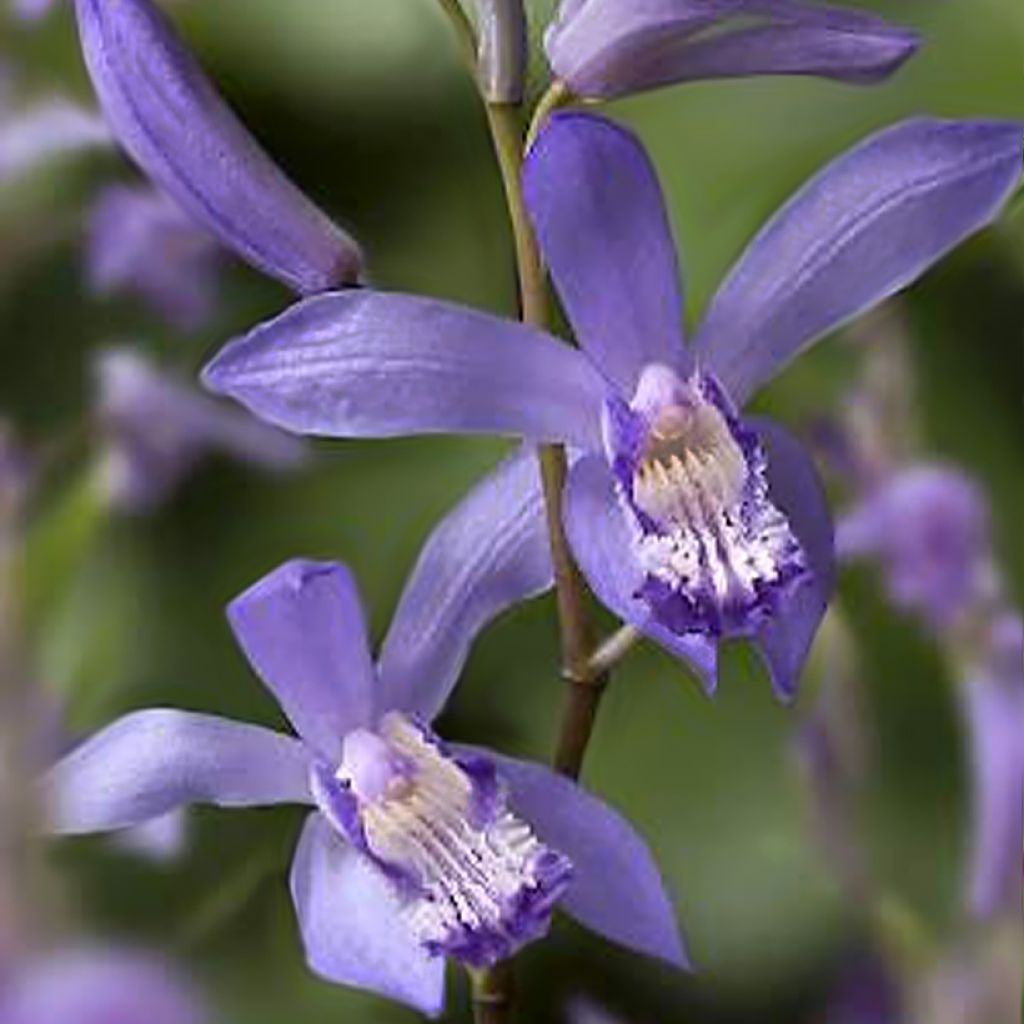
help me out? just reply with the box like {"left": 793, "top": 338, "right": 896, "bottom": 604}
{"left": 42, "top": 450, "right": 687, "bottom": 1016}
{"left": 95, "top": 348, "right": 307, "bottom": 513}
{"left": 567, "top": 995, "right": 625, "bottom": 1024}
{"left": 544, "top": 0, "right": 919, "bottom": 100}
{"left": 86, "top": 185, "right": 222, "bottom": 333}
{"left": 837, "top": 466, "right": 994, "bottom": 629}
{"left": 74, "top": 0, "right": 363, "bottom": 294}
{"left": 962, "top": 613, "right": 1024, "bottom": 919}
{"left": 0, "top": 948, "right": 206, "bottom": 1024}
{"left": 824, "top": 955, "right": 903, "bottom": 1024}
{"left": 0, "top": 97, "right": 109, "bottom": 186}
{"left": 202, "top": 114, "right": 1021, "bottom": 699}
{"left": 10, "top": 0, "right": 57, "bottom": 22}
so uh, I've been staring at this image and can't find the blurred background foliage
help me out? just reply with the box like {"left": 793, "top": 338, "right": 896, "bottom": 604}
{"left": 1, "top": 0, "right": 1022, "bottom": 1021}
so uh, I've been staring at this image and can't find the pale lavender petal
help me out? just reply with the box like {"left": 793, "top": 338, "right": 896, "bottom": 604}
{"left": 87, "top": 184, "right": 221, "bottom": 332}
{"left": 750, "top": 419, "right": 835, "bottom": 702}
{"left": 563, "top": 455, "right": 718, "bottom": 693}
{"left": 289, "top": 814, "right": 446, "bottom": 1017}
{"left": 42, "top": 709, "right": 312, "bottom": 834}
{"left": 473, "top": 749, "right": 689, "bottom": 968}
{"left": 74, "top": 0, "right": 363, "bottom": 293}
{"left": 0, "top": 98, "right": 110, "bottom": 185}
{"left": 228, "top": 560, "right": 378, "bottom": 761}
{"left": 378, "top": 445, "right": 553, "bottom": 722}
{"left": 696, "top": 119, "right": 1024, "bottom": 404}
{"left": 203, "top": 290, "right": 608, "bottom": 451}
{"left": 545, "top": 0, "right": 918, "bottom": 100}
{"left": 0, "top": 948, "right": 206, "bottom": 1024}
{"left": 475, "top": 0, "right": 528, "bottom": 103}
{"left": 96, "top": 348, "right": 307, "bottom": 513}
{"left": 523, "top": 112, "right": 687, "bottom": 394}
{"left": 114, "top": 808, "right": 188, "bottom": 862}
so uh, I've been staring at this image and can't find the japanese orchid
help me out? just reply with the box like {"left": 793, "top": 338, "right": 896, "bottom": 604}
{"left": 42, "top": 449, "right": 687, "bottom": 1016}
{"left": 202, "top": 112, "right": 1022, "bottom": 698}
{"left": 73, "top": 0, "right": 363, "bottom": 295}
{"left": 543, "top": 0, "right": 920, "bottom": 100}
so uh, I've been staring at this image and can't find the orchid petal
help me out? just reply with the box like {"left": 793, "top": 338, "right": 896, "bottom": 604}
{"left": 474, "top": 749, "right": 689, "bottom": 969}
{"left": 228, "top": 560, "right": 377, "bottom": 761}
{"left": 203, "top": 290, "right": 608, "bottom": 451}
{"left": 696, "top": 118, "right": 1024, "bottom": 404}
{"left": 74, "top": 0, "right": 363, "bottom": 293}
{"left": 563, "top": 455, "right": 718, "bottom": 693}
{"left": 523, "top": 112, "right": 687, "bottom": 393}
{"left": 290, "top": 814, "right": 446, "bottom": 1017}
{"left": 42, "top": 710, "right": 311, "bottom": 835}
{"left": 749, "top": 419, "right": 835, "bottom": 702}
{"left": 378, "top": 445, "right": 553, "bottom": 722}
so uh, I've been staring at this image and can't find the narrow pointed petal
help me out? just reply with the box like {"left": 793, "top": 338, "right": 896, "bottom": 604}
{"left": 749, "top": 420, "right": 835, "bottom": 702}
{"left": 74, "top": 0, "right": 363, "bottom": 294}
{"left": 473, "top": 750, "right": 689, "bottom": 969}
{"left": 203, "top": 290, "right": 608, "bottom": 451}
{"left": 523, "top": 112, "right": 687, "bottom": 394}
{"left": 378, "top": 446, "right": 553, "bottom": 722}
{"left": 696, "top": 118, "right": 1024, "bottom": 404}
{"left": 290, "top": 814, "right": 446, "bottom": 1017}
{"left": 545, "top": 0, "right": 918, "bottom": 100}
{"left": 42, "top": 710, "right": 312, "bottom": 835}
{"left": 563, "top": 455, "right": 718, "bottom": 693}
{"left": 228, "top": 561, "right": 378, "bottom": 761}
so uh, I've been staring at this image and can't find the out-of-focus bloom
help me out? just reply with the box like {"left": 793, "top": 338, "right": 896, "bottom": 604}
{"left": 962, "top": 613, "right": 1024, "bottom": 920}
{"left": 0, "top": 948, "right": 206, "bottom": 1024}
{"left": 74, "top": 0, "right": 364, "bottom": 294}
{"left": 202, "top": 114, "right": 1021, "bottom": 699}
{"left": 95, "top": 348, "right": 306, "bottom": 513}
{"left": 0, "top": 97, "right": 109, "bottom": 186}
{"left": 543, "top": 0, "right": 919, "bottom": 100}
{"left": 10, "top": 0, "right": 57, "bottom": 22}
{"left": 824, "top": 955, "right": 903, "bottom": 1024}
{"left": 42, "top": 450, "right": 687, "bottom": 1017}
{"left": 567, "top": 995, "right": 625, "bottom": 1024}
{"left": 837, "top": 466, "right": 994, "bottom": 629}
{"left": 86, "top": 185, "right": 222, "bottom": 333}
{"left": 475, "top": 0, "right": 528, "bottom": 103}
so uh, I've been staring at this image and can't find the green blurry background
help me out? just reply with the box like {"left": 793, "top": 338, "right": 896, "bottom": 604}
{"left": 1, "top": 1, "right": 1022, "bottom": 1020}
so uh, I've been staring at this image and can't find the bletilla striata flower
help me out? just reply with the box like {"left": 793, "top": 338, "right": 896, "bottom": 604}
{"left": 74, "top": 0, "right": 363, "bottom": 294}
{"left": 544, "top": 0, "right": 920, "bottom": 100}
{"left": 42, "top": 450, "right": 687, "bottom": 1017}
{"left": 202, "top": 113, "right": 1022, "bottom": 698}
{"left": 837, "top": 465, "right": 994, "bottom": 630}
{"left": 95, "top": 348, "right": 306, "bottom": 513}
{"left": 0, "top": 948, "right": 206, "bottom": 1024}
{"left": 86, "top": 185, "right": 223, "bottom": 333}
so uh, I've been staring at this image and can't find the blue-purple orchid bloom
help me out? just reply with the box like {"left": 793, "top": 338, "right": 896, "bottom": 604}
{"left": 544, "top": 0, "right": 920, "bottom": 100}
{"left": 42, "top": 450, "right": 687, "bottom": 1016}
{"left": 95, "top": 348, "right": 307, "bottom": 513}
{"left": 202, "top": 112, "right": 1022, "bottom": 699}
{"left": 73, "top": 0, "right": 363, "bottom": 295}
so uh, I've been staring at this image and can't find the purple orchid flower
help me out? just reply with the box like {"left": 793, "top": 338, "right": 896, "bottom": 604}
{"left": 961, "top": 612, "right": 1024, "bottom": 920}
{"left": 0, "top": 948, "right": 206, "bottom": 1024}
{"left": 544, "top": 0, "right": 920, "bottom": 100}
{"left": 86, "top": 185, "right": 222, "bottom": 333}
{"left": 95, "top": 348, "right": 307, "bottom": 513}
{"left": 73, "top": 0, "right": 363, "bottom": 295}
{"left": 41, "top": 449, "right": 687, "bottom": 1017}
{"left": 202, "top": 113, "right": 1022, "bottom": 699}
{"left": 837, "top": 465, "right": 994, "bottom": 630}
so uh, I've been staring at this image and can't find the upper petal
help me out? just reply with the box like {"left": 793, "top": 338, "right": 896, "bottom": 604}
{"left": 545, "top": 0, "right": 918, "bottom": 99}
{"left": 696, "top": 118, "right": 1024, "bottom": 405}
{"left": 289, "top": 813, "right": 446, "bottom": 1017}
{"left": 203, "top": 290, "right": 608, "bottom": 451}
{"left": 377, "top": 445, "right": 553, "bottom": 722}
{"left": 479, "top": 750, "right": 689, "bottom": 969}
{"left": 748, "top": 419, "right": 835, "bottom": 702}
{"left": 523, "top": 112, "right": 688, "bottom": 394}
{"left": 563, "top": 455, "right": 718, "bottom": 694}
{"left": 42, "top": 709, "right": 312, "bottom": 835}
{"left": 74, "top": 0, "right": 362, "bottom": 294}
{"left": 228, "top": 560, "right": 378, "bottom": 761}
